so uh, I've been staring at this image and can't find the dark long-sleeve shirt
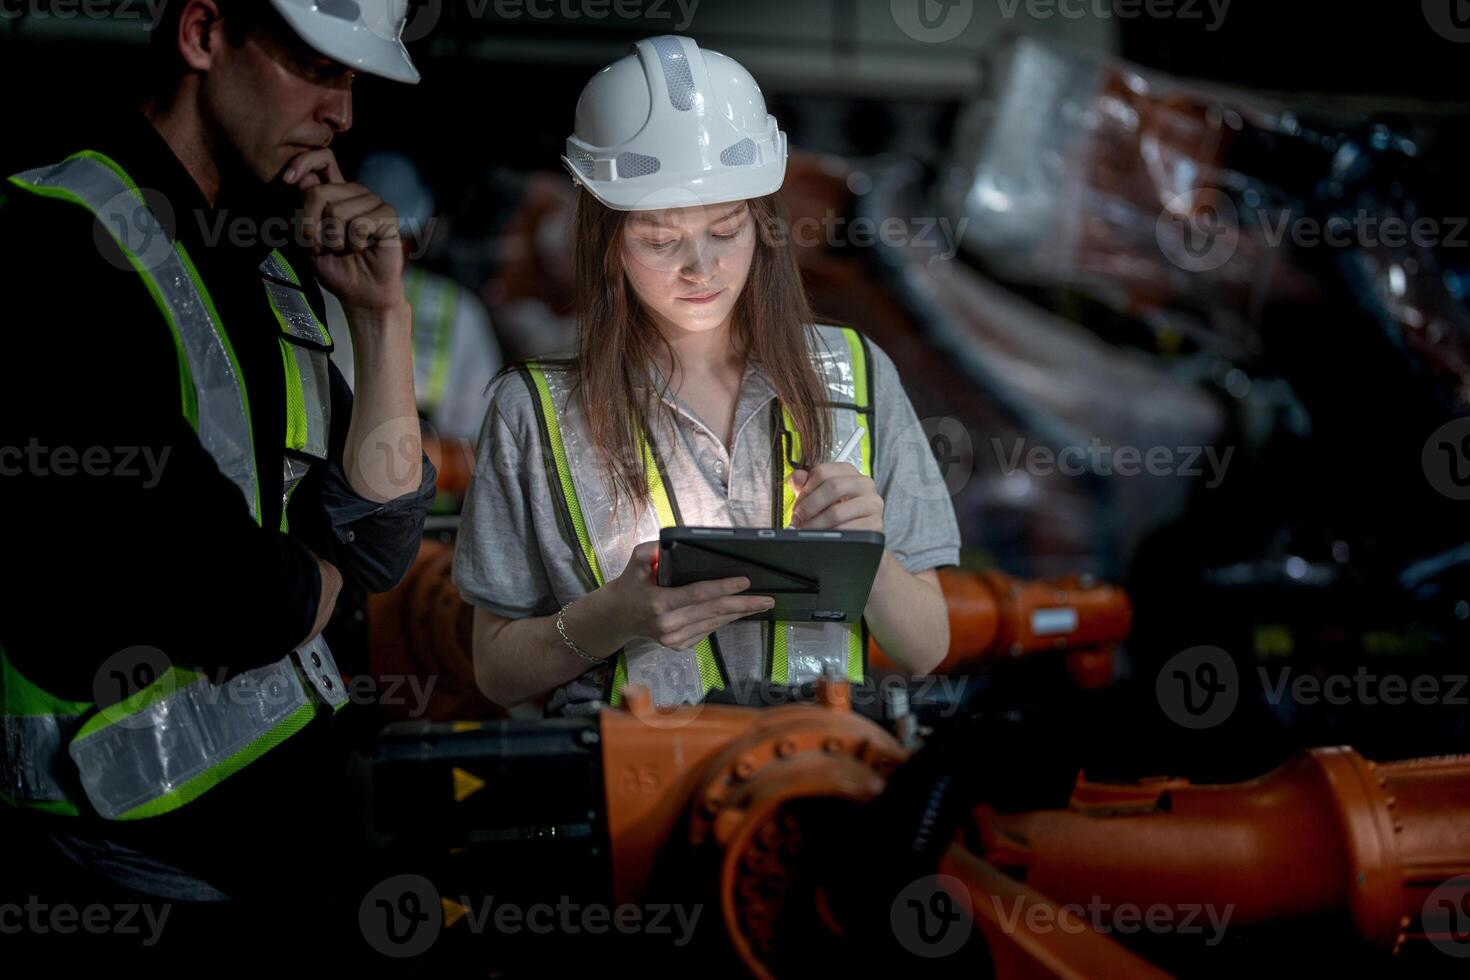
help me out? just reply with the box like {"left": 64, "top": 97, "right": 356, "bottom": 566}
{"left": 0, "top": 111, "right": 434, "bottom": 897}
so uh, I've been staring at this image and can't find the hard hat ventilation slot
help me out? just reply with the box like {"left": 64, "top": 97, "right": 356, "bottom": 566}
{"left": 316, "top": 0, "right": 363, "bottom": 24}
{"left": 720, "top": 139, "right": 757, "bottom": 167}
{"left": 572, "top": 149, "right": 596, "bottom": 177}
{"left": 650, "top": 36, "right": 696, "bottom": 111}
{"left": 616, "top": 153, "right": 662, "bottom": 179}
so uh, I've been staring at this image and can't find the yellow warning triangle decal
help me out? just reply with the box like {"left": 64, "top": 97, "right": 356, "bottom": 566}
{"left": 442, "top": 897, "right": 469, "bottom": 928}
{"left": 452, "top": 766, "right": 486, "bottom": 802}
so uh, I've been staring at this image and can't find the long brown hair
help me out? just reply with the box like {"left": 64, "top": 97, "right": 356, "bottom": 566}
{"left": 567, "top": 190, "right": 833, "bottom": 521}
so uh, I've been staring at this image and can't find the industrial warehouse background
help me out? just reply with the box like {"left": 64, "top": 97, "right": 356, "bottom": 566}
{"left": 1, "top": 1, "right": 1468, "bottom": 976}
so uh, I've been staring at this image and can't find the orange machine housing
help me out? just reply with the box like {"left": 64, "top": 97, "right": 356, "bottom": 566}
{"left": 869, "top": 568, "right": 1132, "bottom": 689}
{"left": 972, "top": 748, "right": 1470, "bottom": 956}
{"left": 592, "top": 684, "right": 1470, "bottom": 978}
{"left": 596, "top": 680, "right": 1157, "bottom": 978}
{"left": 366, "top": 537, "right": 493, "bottom": 722}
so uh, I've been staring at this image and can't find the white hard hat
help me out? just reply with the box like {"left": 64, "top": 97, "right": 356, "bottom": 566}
{"left": 267, "top": 0, "right": 420, "bottom": 85}
{"left": 562, "top": 35, "right": 787, "bottom": 211}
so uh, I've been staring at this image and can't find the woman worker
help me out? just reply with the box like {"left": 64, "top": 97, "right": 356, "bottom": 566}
{"left": 453, "top": 35, "right": 961, "bottom": 715}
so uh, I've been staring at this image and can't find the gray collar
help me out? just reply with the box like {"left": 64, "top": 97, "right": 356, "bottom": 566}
{"left": 642, "top": 357, "right": 779, "bottom": 448}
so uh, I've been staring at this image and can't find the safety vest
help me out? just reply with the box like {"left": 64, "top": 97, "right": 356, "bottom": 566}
{"left": 405, "top": 265, "right": 457, "bottom": 417}
{"left": 521, "top": 324, "right": 876, "bottom": 708}
{"left": 0, "top": 150, "right": 347, "bottom": 821}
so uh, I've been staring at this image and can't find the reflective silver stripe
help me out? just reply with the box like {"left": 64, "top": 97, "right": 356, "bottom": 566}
{"left": 294, "top": 634, "right": 347, "bottom": 709}
{"left": 812, "top": 328, "right": 861, "bottom": 404}
{"left": 289, "top": 342, "right": 333, "bottom": 460}
{"left": 2, "top": 714, "right": 77, "bottom": 803}
{"left": 47, "top": 634, "right": 346, "bottom": 819}
{"left": 266, "top": 278, "right": 332, "bottom": 347}
{"left": 262, "top": 250, "right": 331, "bottom": 346}
{"left": 650, "top": 35, "right": 696, "bottom": 111}
{"left": 536, "top": 366, "right": 706, "bottom": 706}
{"left": 12, "top": 154, "right": 260, "bottom": 522}
{"left": 260, "top": 248, "right": 299, "bottom": 285}
{"left": 781, "top": 622, "right": 850, "bottom": 685}
{"left": 281, "top": 455, "right": 312, "bottom": 534}
{"left": 783, "top": 327, "right": 871, "bottom": 685}
{"left": 264, "top": 251, "right": 333, "bottom": 462}
{"left": 68, "top": 660, "right": 311, "bottom": 820}
{"left": 283, "top": 454, "right": 313, "bottom": 501}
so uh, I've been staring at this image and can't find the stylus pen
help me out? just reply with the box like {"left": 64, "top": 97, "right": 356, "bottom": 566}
{"left": 790, "top": 426, "right": 866, "bottom": 527}
{"left": 832, "top": 426, "right": 865, "bottom": 468}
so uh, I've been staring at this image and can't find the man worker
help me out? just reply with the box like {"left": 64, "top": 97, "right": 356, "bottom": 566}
{"left": 0, "top": 0, "right": 434, "bottom": 959}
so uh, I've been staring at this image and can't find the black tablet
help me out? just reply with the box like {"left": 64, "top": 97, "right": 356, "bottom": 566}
{"left": 657, "top": 527, "right": 885, "bottom": 624}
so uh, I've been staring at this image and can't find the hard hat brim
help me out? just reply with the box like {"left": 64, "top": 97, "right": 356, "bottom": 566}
{"left": 560, "top": 156, "right": 787, "bottom": 212}
{"left": 270, "top": 2, "right": 422, "bottom": 84}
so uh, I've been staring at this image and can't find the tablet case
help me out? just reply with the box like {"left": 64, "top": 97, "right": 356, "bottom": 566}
{"left": 657, "top": 527, "right": 885, "bottom": 623}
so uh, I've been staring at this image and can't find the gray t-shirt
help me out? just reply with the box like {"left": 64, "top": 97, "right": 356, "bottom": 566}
{"left": 452, "top": 327, "right": 962, "bottom": 714}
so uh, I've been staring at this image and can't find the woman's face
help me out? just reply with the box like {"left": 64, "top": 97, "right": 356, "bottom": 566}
{"left": 621, "top": 201, "right": 756, "bottom": 335}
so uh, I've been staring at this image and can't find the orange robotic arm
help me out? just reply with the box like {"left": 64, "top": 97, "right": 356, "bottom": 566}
{"left": 869, "top": 568, "right": 1133, "bottom": 690}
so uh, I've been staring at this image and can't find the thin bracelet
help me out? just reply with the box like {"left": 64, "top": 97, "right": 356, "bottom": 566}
{"left": 556, "top": 600, "right": 607, "bottom": 664}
